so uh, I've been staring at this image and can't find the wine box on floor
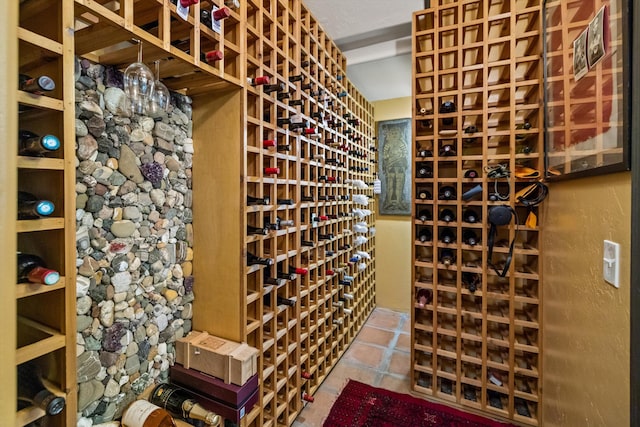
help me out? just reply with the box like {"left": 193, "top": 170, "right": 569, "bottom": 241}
{"left": 170, "top": 363, "right": 259, "bottom": 406}
{"left": 182, "top": 384, "right": 260, "bottom": 424}
{"left": 176, "top": 331, "right": 259, "bottom": 386}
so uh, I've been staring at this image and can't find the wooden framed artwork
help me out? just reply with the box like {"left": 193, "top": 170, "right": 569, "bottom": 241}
{"left": 543, "top": 0, "right": 631, "bottom": 180}
{"left": 377, "top": 118, "right": 412, "bottom": 215}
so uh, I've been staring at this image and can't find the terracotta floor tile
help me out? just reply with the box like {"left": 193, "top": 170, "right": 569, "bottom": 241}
{"left": 295, "top": 388, "right": 337, "bottom": 426}
{"left": 378, "top": 374, "right": 412, "bottom": 395}
{"left": 366, "top": 308, "right": 403, "bottom": 331}
{"left": 388, "top": 350, "right": 411, "bottom": 377}
{"left": 322, "top": 360, "right": 378, "bottom": 392}
{"left": 395, "top": 332, "right": 411, "bottom": 352}
{"left": 355, "top": 325, "right": 395, "bottom": 347}
{"left": 342, "top": 342, "right": 385, "bottom": 369}
{"left": 401, "top": 317, "right": 412, "bottom": 333}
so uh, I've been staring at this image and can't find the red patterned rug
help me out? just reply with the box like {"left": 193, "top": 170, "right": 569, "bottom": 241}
{"left": 323, "top": 380, "right": 513, "bottom": 427}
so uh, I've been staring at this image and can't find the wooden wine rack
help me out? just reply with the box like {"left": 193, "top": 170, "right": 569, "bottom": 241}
{"left": 11, "top": 0, "right": 375, "bottom": 426}
{"left": 195, "top": 1, "right": 377, "bottom": 425}
{"left": 411, "top": 0, "right": 544, "bottom": 425}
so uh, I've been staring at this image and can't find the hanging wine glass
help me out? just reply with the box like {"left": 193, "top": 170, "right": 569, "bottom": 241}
{"left": 147, "top": 60, "right": 171, "bottom": 117}
{"left": 123, "top": 40, "right": 155, "bottom": 114}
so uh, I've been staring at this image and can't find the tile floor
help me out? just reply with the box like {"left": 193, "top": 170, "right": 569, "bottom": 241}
{"left": 293, "top": 308, "right": 412, "bottom": 427}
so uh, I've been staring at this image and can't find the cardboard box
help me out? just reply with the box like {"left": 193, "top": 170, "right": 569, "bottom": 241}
{"left": 170, "top": 363, "right": 258, "bottom": 407}
{"left": 176, "top": 331, "right": 258, "bottom": 386}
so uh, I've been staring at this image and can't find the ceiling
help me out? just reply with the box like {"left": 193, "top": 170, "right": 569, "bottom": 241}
{"left": 303, "top": 0, "right": 426, "bottom": 102}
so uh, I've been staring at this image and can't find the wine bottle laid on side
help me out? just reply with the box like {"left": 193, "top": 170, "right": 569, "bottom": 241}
{"left": 18, "top": 191, "right": 54, "bottom": 219}
{"left": 418, "top": 228, "right": 432, "bottom": 243}
{"left": 121, "top": 399, "right": 177, "bottom": 427}
{"left": 417, "top": 209, "right": 432, "bottom": 222}
{"left": 247, "top": 252, "right": 273, "bottom": 266}
{"left": 463, "top": 208, "right": 480, "bottom": 223}
{"left": 150, "top": 383, "right": 221, "bottom": 426}
{"left": 19, "top": 73, "right": 55, "bottom": 94}
{"left": 247, "top": 195, "right": 270, "bottom": 205}
{"left": 463, "top": 229, "right": 480, "bottom": 246}
{"left": 17, "top": 361, "right": 66, "bottom": 416}
{"left": 439, "top": 208, "right": 456, "bottom": 223}
{"left": 439, "top": 249, "right": 456, "bottom": 266}
{"left": 439, "top": 228, "right": 456, "bottom": 244}
{"left": 17, "top": 252, "right": 60, "bottom": 285}
{"left": 18, "top": 130, "right": 60, "bottom": 156}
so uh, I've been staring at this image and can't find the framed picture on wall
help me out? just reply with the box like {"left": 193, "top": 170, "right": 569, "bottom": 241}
{"left": 377, "top": 118, "right": 412, "bottom": 216}
{"left": 543, "top": 0, "right": 631, "bottom": 180}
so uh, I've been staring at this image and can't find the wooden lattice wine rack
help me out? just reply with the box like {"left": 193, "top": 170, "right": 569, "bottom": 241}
{"left": 411, "top": 0, "right": 544, "bottom": 425}
{"left": 12, "top": 0, "right": 376, "bottom": 426}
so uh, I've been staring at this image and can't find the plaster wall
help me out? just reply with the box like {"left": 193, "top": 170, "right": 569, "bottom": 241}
{"left": 541, "top": 172, "right": 631, "bottom": 426}
{"left": 372, "top": 97, "right": 412, "bottom": 311}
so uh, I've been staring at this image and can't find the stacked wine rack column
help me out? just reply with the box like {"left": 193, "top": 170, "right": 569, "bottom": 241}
{"left": 411, "top": 0, "right": 544, "bottom": 425}
{"left": 195, "top": 0, "right": 377, "bottom": 426}
{"left": 16, "top": 0, "right": 77, "bottom": 425}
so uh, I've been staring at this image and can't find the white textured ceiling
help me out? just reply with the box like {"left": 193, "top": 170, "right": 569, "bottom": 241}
{"left": 303, "top": 0, "right": 424, "bottom": 102}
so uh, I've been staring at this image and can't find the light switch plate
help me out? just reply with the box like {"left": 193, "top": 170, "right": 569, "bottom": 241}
{"left": 603, "top": 240, "right": 620, "bottom": 288}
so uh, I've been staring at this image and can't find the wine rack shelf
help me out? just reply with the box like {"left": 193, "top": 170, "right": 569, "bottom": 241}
{"left": 411, "top": 1, "right": 544, "bottom": 425}
{"left": 12, "top": 0, "right": 375, "bottom": 426}
{"left": 15, "top": 0, "right": 77, "bottom": 425}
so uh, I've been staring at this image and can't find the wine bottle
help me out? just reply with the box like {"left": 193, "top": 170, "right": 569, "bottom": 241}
{"left": 438, "top": 185, "right": 456, "bottom": 200}
{"left": 277, "top": 296, "right": 296, "bottom": 307}
{"left": 277, "top": 91, "right": 291, "bottom": 101}
{"left": 278, "top": 218, "right": 294, "bottom": 227}
{"left": 17, "top": 361, "right": 66, "bottom": 416}
{"left": 121, "top": 399, "right": 177, "bottom": 427}
{"left": 248, "top": 76, "right": 270, "bottom": 86}
{"left": 247, "top": 225, "right": 268, "bottom": 235}
{"left": 464, "top": 169, "right": 479, "bottom": 178}
{"left": 247, "top": 195, "right": 270, "bottom": 205}
{"left": 439, "top": 101, "right": 456, "bottom": 126}
{"left": 417, "top": 209, "right": 432, "bottom": 222}
{"left": 18, "top": 191, "right": 54, "bottom": 219}
{"left": 264, "top": 83, "right": 285, "bottom": 93}
{"left": 224, "top": 0, "right": 240, "bottom": 8}
{"left": 212, "top": 6, "right": 231, "bottom": 21}
{"left": 18, "top": 130, "right": 60, "bottom": 156}
{"left": 17, "top": 253, "right": 60, "bottom": 285}
{"left": 439, "top": 209, "right": 456, "bottom": 223}
{"left": 276, "top": 198, "right": 294, "bottom": 206}
{"left": 417, "top": 149, "right": 432, "bottom": 158}
{"left": 263, "top": 139, "right": 276, "bottom": 148}
{"left": 264, "top": 167, "right": 280, "bottom": 175}
{"left": 289, "top": 266, "right": 308, "bottom": 276}
{"left": 416, "top": 163, "right": 432, "bottom": 178}
{"left": 439, "top": 143, "right": 457, "bottom": 156}
{"left": 247, "top": 252, "right": 273, "bottom": 266}
{"left": 19, "top": 74, "right": 55, "bottom": 94}
{"left": 463, "top": 209, "right": 480, "bottom": 223}
{"left": 301, "top": 194, "right": 314, "bottom": 202}
{"left": 302, "top": 391, "right": 315, "bottom": 403}
{"left": 277, "top": 269, "right": 295, "bottom": 281}
{"left": 418, "top": 228, "right": 432, "bottom": 243}
{"left": 416, "top": 288, "right": 433, "bottom": 308}
{"left": 276, "top": 144, "right": 291, "bottom": 152}
{"left": 150, "top": 383, "right": 222, "bottom": 426}
{"left": 336, "top": 91, "right": 348, "bottom": 98}
{"left": 201, "top": 50, "right": 223, "bottom": 63}
{"left": 439, "top": 249, "right": 456, "bottom": 266}
{"left": 417, "top": 189, "right": 432, "bottom": 200}
{"left": 318, "top": 233, "right": 334, "bottom": 240}
{"left": 289, "top": 74, "right": 304, "bottom": 82}
{"left": 463, "top": 229, "right": 479, "bottom": 246}
{"left": 439, "top": 228, "right": 456, "bottom": 244}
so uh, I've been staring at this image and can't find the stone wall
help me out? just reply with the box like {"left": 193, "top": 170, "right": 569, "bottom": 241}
{"left": 74, "top": 61, "right": 195, "bottom": 425}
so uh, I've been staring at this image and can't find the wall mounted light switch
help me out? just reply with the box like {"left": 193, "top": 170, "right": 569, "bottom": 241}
{"left": 603, "top": 240, "right": 620, "bottom": 288}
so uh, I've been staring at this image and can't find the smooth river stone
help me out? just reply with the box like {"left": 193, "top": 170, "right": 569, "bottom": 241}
{"left": 77, "top": 380, "right": 105, "bottom": 412}
{"left": 111, "top": 271, "right": 132, "bottom": 292}
{"left": 118, "top": 144, "right": 144, "bottom": 184}
{"left": 77, "top": 351, "right": 102, "bottom": 383}
{"left": 111, "top": 220, "right": 135, "bottom": 238}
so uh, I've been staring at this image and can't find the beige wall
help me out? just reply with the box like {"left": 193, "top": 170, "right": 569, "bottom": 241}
{"left": 541, "top": 172, "right": 631, "bottom": 426}
{"left": 373, "top": 97, "right": 412, "bottom": 311}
